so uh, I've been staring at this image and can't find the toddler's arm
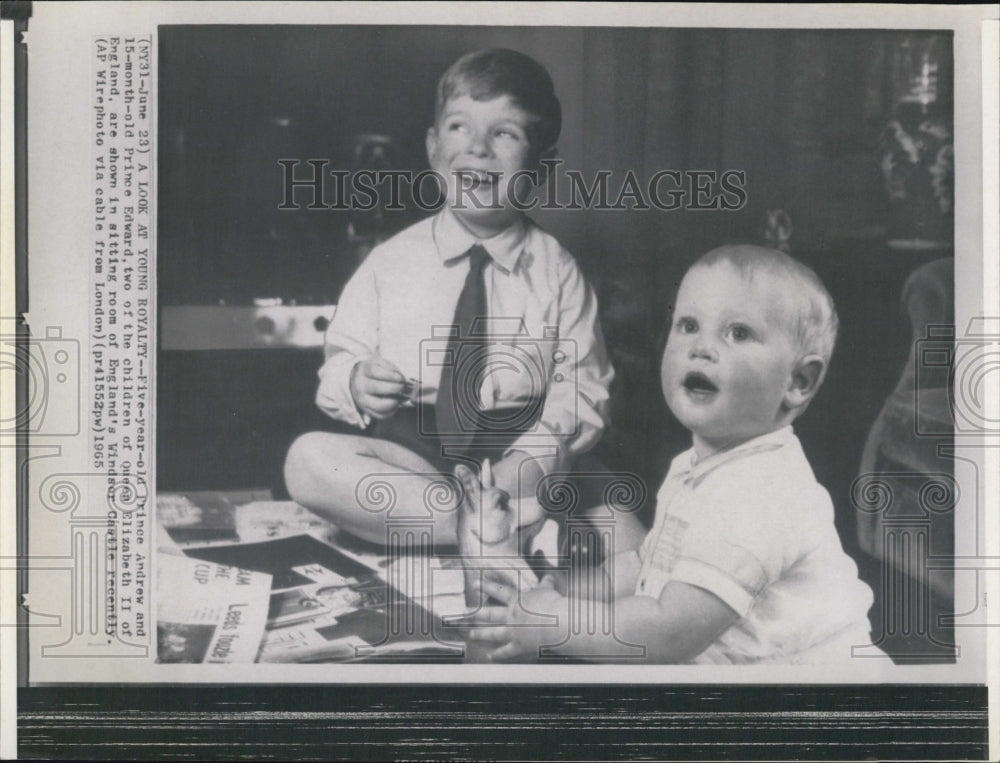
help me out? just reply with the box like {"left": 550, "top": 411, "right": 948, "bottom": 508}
{"left": 473, "top": 574, "right": 738, "bottom": 663}
{"left": 529, "top": 545, "right": 643, "bottom": 601}
{"left": 606, "top": 549, "right": 642, "bottom": 599}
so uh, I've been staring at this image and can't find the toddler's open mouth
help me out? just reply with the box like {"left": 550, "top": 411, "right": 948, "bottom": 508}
{"left": 682, "top": 371, "right": 719, "bottom": 397}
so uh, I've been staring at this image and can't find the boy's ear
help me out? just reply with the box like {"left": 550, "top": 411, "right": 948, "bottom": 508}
{"left": 535, "top": 145, "right": 557, "bottom": 179}
{"left": 425, "top": 126, "right": 439, "bottom": 163}
{"left": 783, "top": 354, "right": 826, "bottom": 411}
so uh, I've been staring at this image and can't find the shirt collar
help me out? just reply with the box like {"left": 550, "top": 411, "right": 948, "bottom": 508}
{"left": 432, "top": 207, "right": 528, "bottom": 274}
{"left": 668, "top": 426, "right": 796, "bottom": 487}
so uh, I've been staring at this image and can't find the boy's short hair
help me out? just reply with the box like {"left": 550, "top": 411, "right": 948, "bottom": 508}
{"left": 435, "top": 48, "right": 562, "bottom": 155}
{"left": 692, "top": 245, "right": 839, "bottom": 366}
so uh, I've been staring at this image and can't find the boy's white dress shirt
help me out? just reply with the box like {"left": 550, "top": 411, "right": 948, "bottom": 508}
{"left": 636, "top": 426, "right": 876, "bottom": 664}
{"left": 316, "top": 208, "right": 613, "bottom": 470}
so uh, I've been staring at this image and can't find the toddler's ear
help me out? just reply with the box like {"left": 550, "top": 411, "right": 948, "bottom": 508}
{"left": 784, "top": 354, "right": 826, "bottom": 410}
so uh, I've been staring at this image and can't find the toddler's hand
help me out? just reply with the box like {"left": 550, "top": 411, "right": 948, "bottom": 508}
{"left": 349, "top": 357, "right": 408, "bottom": 419}
{"left": 467, "top": 578, "right": 569, "bottom": 662}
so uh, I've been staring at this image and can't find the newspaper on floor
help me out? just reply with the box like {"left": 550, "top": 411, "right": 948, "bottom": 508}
{"left": 257, "top": 575, "right": 463, "bottom": 663}
{"left": 156, "top": 553, "right": 272, "bottom": 664}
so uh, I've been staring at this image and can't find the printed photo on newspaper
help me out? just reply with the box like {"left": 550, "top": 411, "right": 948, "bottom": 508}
{"left": 5, "top": 1, "right": 997, "bottom": 704}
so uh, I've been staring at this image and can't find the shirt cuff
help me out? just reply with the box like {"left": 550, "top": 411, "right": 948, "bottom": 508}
{"left": 635, "top": 566, "right": 672, "bottom": 600}
{"left": 316, "top": 354, "right": 372, "bottom": 429}
{"left": 669, "top": 558, "right": 754, "bottom": 617}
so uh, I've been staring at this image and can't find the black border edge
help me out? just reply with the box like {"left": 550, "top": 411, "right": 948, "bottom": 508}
{"left": 17, "top": 683, "right": 989, "bottom": 761}
{"left": 4, "top": 0, "right": 31, "bottom": 691}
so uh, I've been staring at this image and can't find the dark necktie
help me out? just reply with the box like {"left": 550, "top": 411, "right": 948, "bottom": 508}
{"left": 435, "top": 244, "right": 491, "bottom": 451}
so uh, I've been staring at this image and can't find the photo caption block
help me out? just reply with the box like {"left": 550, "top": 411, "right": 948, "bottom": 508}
{"left": 88, "top": 34, "right": 152, "bottom": 650}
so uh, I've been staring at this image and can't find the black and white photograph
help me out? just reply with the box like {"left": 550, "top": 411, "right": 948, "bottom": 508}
{"left": 3, "top": 2, "right": 997, "bottom": 759}
{"left": 156, "top": 22, "right": 963, "bottom": 669}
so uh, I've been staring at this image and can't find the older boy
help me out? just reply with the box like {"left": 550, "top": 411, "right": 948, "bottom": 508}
{"left": 284, "top": 49, "right": 614, "bottom": 546}
{"left": 473, "top": 245, "right": 877, "bottom": 664}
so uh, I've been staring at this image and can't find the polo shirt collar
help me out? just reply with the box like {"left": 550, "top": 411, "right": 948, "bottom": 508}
{"left": 670, "top": 426, "right": 796, "bottom": 487}
{"left": 432, "top": 207, "right": 527, "bottom": 274}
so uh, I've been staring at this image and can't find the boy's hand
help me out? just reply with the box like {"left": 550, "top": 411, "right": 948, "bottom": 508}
{"left": 466, "top": 577, "right": 569, "bottom": 662}
{"left": 455, "top": 462, "right": 520, "bottom": 607}
{"left": 349, "top": 357, "right": 408, "bottom": 419}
